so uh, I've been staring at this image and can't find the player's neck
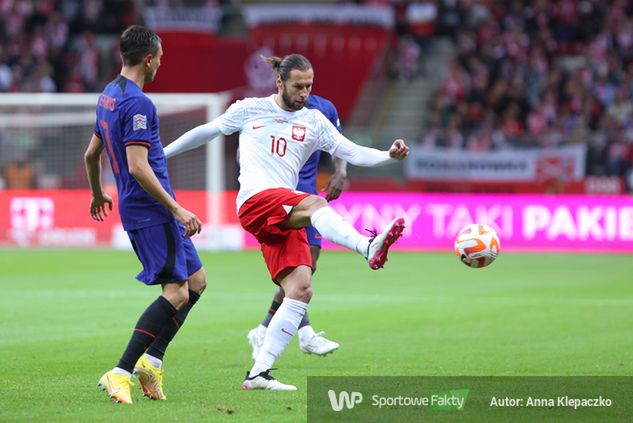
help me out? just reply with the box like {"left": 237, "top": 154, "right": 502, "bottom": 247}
{"left": 120, "top": 68, "right": 146, "bottom": 90}
{"left": 273, "top": 94, "right": 295, "bottom": 113}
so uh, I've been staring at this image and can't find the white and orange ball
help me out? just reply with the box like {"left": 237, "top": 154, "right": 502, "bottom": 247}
{"left": 454, "top": 223, "right": 501, "bottom": 268}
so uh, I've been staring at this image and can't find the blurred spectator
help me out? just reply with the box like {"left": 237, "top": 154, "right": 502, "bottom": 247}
{"left": 1, "top": 0, "right": 633, "bottom": 186}
{"left": 0, "top": 0, "right": 140, "bottom": 93}
{"left": 426, "top": 0, "right": 633, "bottom": 180}
{"left": 398, "top": 34, "right": 421, "bottom": 81}
{"left": 3, "top": 158, "right": 35, "bottom": 189}
{"left": 70, "top": 31, "right": 100, "bottom": 92}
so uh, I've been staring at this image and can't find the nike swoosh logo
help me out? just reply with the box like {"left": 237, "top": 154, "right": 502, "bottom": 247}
{"left": 252, "top": 124, "right": 265, "bottom": 130}
{"left": 281, "top": 328, "right": 293, "bottom": 336}
{"left": 107, "top": 375, "right": 120, "bottom": 395}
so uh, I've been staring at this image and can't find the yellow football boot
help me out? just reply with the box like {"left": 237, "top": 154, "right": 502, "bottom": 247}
{"left": 98, "top": 370, "right": 133, "bottom": 404}
{"left": 134, "top": 355, "right": 166, "bottom": 400}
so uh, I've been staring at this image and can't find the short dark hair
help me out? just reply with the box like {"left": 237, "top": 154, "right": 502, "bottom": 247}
{"left": 120, "top": 25, "right": 161, "bottom": 66}
{"left": 261, "top": 54, "right": 312, "bottom": 81}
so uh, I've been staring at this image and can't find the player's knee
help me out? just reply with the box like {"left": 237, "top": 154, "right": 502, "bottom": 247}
{"left": 189, "top": 268, "right": 207, "bottom": 295}
{"left": 176, "top": 292, "right": 189, "bottom": 310}
{"left": 168, "top": 285, "right": 190, "bottom": 310}
{"left": 285, "top": 282, "right": 312, "bottom": 303}
{"left": 194, "top": 276, "right": 207, "bottom": 295}
{"left": 295, "top": 285, "right": 313, "bottom": 303}
{"left": 297, "top": 283, "right": 313, "bottom": 302}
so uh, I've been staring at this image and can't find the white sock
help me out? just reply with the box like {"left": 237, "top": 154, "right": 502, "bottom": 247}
{"left": 311, "top": 207, "right": 369, "bottom": 256}
{"left": 298, "top": 325, "right": 317, "bottom": 345}
{"left": 249, "top": 298, "right": 308, "bottom": 378}
{"left": 111, "top": 367, "right": 132, "bottom": 379}
{"left": 256, "top": 324, "right": 267, "bottom": 337}
{"left": 144, "top": 353, "right": 162, "bottom": 369}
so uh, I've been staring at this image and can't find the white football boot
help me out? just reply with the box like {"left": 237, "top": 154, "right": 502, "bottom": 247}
{"left": 300, "top": 331, "right": 340, "bottom": 356}
{"left": 242, "top": 369, "right": 297, "bottom": 391}
{"left": 247, "top": 327, "right": 265, "bottom": 361}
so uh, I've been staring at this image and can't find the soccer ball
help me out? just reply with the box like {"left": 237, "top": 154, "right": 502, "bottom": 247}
{"left": 454, "top": 224, "right": 500, "bottom": 268}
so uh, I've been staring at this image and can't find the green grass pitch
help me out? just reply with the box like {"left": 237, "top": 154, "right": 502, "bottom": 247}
{"left": 0, "top": 249, "right": 631, "bottom": 422}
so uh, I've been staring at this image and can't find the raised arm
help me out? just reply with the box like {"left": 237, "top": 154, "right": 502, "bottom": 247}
{"left": 163, "top": 120, "right": 223, "bottom": 159}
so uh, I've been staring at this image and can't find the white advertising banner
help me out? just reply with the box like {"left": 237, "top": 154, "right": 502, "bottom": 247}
{"left": 144, "top": 6, "right": 222, "bottom": 33}
{"left": 242, "top": 4, "right": 394, "bottom": 28}
{"left": 405, "top": 146, "right": 586, "bottom": 181}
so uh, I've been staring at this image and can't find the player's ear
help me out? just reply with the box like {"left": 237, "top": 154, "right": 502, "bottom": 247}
{"left": 144, "top": 53, "right": 153, "bottom": 69}
{"left": 275, "top": 74, "right": 283, "bottom": 90}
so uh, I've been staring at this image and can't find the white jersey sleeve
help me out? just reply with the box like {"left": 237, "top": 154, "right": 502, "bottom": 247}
{"left": 314, "top": 111, "right": 343, "bottom": 154}
{"left": 163, "top": 120, "right": 222, "bottom": 158}
{"left": 331, "top": 136, "right": 392, "bottom": 166}
{"left": 217, "top": 98, "right": 252, "bottom": 135}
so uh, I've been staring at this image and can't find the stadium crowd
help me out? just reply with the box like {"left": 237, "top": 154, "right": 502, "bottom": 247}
{"left": 426, "top": 0, "right": 633, "bottom": 179}
{"left": 0, "top": 0, "right": 231, "bottom": 93}
{"left": 2, "top": 0, "right": 633, "bottom": 184}
{"left": 0, "top": 0, "right": 142, "bottom": 93}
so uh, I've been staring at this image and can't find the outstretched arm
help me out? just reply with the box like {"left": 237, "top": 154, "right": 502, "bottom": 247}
{"left": 163, "top": 120, "right": 223, "bottom": 159}
{"left": 331, "top": 136, "right": 409, "bottom": 167}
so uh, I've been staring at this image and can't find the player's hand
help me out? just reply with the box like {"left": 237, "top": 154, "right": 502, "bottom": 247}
{"left": 322, "top": 171, "right": 347, "bottom": 202}
{"left": 173, "top": 207, "right": 202, "bottom": 237}
{"left": 389, "top": 139, "right": 409, "bottom": 160}
{"left": 175, "top": 208, "right": 202, "bottom": 237}
{"left": 89, "top": 194, "right": 113, "bottom": 222}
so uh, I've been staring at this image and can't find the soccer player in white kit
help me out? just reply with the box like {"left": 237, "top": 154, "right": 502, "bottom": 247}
{"left": 163, "top": 54, "right": 409, "bottom": 390}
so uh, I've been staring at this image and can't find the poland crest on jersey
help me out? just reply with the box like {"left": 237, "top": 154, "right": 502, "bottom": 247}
{"left": 292, "top": 125, "right": 306, "bottom": 142}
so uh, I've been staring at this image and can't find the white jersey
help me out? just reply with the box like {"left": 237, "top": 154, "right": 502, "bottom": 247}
{"left": 217, "top": 95, "right": 344, "bottom": 211}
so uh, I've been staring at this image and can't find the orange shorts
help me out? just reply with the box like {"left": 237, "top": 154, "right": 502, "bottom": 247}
{"left": 238, "top": 188, "right": 313, "bottom": 282}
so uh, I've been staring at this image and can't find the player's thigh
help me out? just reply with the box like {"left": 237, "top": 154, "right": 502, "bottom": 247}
{"left": 239, "top": 188, "right": 310, "bottom": 240}
{"left": 283, "top": 195, "right": 327, "bottom": 228}
{"left": 182, "top": 235, "right": 206, "bottom": 292}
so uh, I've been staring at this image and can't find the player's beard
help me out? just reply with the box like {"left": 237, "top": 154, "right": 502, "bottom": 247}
{"left": 145, "top": 68, "right": 157, "bottom": 83}
{"left": 280, "top": 87, "right": 306, "bottom": 111}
